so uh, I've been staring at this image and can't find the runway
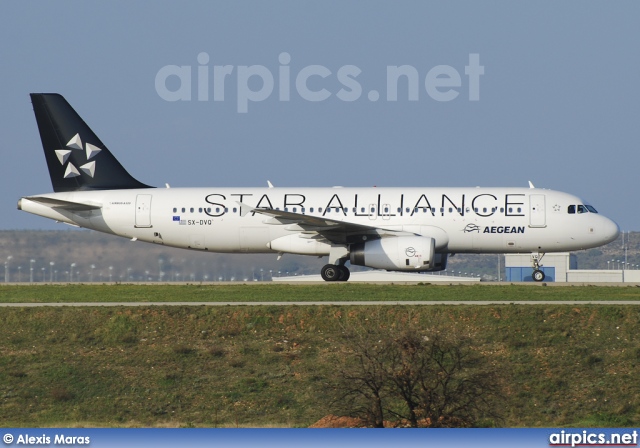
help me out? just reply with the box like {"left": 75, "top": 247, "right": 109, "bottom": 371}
{"left": 1, "top": 300, "right": 640, "bottom": 307}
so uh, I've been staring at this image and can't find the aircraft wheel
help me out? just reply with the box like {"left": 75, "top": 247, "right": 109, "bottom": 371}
{"left": 532, "top": 269, "right": 545, "bottom": 282}
{"left": 338, "top": 265, "right": 350, "bottom": 282}
{"left": 321, "top": 264, "right": 341, "bottom": 282}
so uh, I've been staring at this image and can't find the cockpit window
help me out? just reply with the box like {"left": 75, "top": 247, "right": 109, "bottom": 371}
{"left": 569, "top": 204, "right": 598, "bottom": 214}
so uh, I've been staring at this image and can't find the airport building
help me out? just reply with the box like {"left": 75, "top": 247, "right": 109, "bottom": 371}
{"left": 504, "top": 253, "right": 640, "bottom": 283}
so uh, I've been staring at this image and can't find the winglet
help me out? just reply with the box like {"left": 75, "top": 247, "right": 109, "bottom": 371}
{"left": 267, "top": 180, "right": 274, "bottom": 188}
{"left": 528, "top": 181, "right": 535, "bottom": 189}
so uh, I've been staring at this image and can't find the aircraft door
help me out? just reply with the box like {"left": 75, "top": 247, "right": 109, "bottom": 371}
{"left": 529, "top": 194, "right": 546, "bottom": 228}
{"left": 135, "top": 194, "right": 152, "bottom": 228}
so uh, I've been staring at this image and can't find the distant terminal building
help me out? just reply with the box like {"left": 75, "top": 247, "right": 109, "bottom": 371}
{"left": 504, "top": 253, "right": 640, "bottom": 283}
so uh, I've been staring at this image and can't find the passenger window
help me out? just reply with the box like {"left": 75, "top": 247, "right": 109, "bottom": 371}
{"left": 181, "top": 208, "right": 186, "bottom": 213}
{"left": 173, "top": 208, "right": 177, "bottom": 213}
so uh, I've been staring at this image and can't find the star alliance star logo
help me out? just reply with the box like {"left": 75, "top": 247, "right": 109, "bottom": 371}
{"left": 55, "top": 133, "right": 101, "bottom": 179}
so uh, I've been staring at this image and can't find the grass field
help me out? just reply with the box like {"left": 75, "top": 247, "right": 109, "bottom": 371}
{"left": 2, "top": 283, "right": 640, "bottom": 303}
{"left": 1, "top": 284, "right": 639, "bottom": 427}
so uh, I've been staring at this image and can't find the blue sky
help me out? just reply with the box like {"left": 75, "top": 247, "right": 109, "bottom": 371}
{"left": 2, "top": 1, "right": 639, "bottom": 230}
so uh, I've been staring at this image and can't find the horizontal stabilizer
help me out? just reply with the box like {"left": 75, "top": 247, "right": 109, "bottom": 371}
{"left": 24, "top": 196, "right": 102, "bottom": 211}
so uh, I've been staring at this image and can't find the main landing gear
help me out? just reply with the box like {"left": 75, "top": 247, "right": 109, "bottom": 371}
{"left": 321, "top": 264, "right": 350, "bottom": 282}
{"left": 321, "top": 245, "right": 351, "bottom": 282}
{"left": 531, "top": 252, "right": 545, "bottom": 282}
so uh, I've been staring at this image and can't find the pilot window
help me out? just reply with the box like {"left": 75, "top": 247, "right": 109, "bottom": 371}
{"left": 568, "top": 204, "right": 598, "bottom": 214}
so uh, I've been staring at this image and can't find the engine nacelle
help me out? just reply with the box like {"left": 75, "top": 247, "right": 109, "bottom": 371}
{"left": 350, "top": 236, "right": 438, "bottom": 271}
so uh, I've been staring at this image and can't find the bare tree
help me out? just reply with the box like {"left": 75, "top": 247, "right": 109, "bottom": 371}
{"left": 331, "top": 326, "right": 393, "bottom": 427}
{"left": 330, "top": 315, "right": 501, "bottom": 427}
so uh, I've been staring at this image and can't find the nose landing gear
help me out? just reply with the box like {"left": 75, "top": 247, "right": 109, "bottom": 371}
{"left": 531, "top": 252, "right": 545, "bottom": 282}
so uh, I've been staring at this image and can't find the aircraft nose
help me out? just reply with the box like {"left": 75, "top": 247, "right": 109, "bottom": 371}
{"left": 601, "top": 216, "right": 620, "bottom": 244}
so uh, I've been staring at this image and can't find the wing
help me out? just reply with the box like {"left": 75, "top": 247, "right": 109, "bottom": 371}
{"left": 238, "top": 202, "right": 411, "bottom": 245}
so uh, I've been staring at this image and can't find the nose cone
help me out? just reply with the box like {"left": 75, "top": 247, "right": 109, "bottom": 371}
{"left": 601, "top": 216, "right": 620, "bottom": 245}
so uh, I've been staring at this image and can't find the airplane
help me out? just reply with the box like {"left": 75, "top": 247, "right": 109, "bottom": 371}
{"left": 18, "top": 93, "right": 620, "bottom": 282}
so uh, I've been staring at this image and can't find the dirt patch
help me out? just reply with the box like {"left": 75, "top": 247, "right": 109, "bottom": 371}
{"left": 309, "top": 415, "right": 368, "bottom": 428}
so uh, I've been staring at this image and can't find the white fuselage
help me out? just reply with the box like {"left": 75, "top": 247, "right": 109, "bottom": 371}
{"left": 19, "top": 186, "right": 620, "bottom": 256}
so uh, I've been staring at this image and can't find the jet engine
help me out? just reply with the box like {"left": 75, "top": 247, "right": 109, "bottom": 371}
{"left": 350, "top": 236, "right": 445, "bottom": 271}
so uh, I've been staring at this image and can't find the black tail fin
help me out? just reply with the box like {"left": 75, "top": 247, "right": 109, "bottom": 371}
{"left": 30, "top": 93, "right": 153, "bottom": 192}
